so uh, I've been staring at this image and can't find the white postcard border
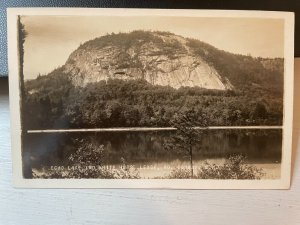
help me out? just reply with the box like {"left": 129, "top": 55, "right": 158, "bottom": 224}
{"left": 7, "top": 8, "right": 295, "bottom": 189}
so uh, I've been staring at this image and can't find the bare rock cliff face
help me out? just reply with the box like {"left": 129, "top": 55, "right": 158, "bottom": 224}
{"left": 63, "top": 32, "right": 233, "bottom": 90}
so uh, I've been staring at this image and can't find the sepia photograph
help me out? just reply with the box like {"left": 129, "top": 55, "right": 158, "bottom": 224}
{"left": 7, "top": 8, "right": 294, "bottom": 188}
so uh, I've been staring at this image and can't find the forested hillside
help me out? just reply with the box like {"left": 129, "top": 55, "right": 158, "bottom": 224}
{"left": 23, "top": 31, "right": 283, "bottom": 129}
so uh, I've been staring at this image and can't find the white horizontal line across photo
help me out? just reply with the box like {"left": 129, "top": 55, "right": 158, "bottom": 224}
{"left": 27, "top": 126, "right": 283, "bottom": 133}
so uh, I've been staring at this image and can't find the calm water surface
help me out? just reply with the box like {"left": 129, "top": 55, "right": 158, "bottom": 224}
{"left": 24, "top": 129, "right": 282, "bottom": 178}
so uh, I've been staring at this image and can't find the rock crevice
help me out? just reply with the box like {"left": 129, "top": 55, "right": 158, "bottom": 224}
{"left": 64, "top": 32, "right": 233, "bottom": 90}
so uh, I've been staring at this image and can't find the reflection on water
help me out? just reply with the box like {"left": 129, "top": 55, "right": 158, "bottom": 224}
{"left": 24, "top": 129, "right": 282, "bottom": 173}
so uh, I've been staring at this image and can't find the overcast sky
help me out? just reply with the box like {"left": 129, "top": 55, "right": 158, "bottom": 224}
{"left": 22, "top": 16, "right": 284, "bottom": 80}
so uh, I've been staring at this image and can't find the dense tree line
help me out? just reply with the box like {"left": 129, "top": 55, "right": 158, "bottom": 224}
{"left": 24, "top": 70, "right": 282, "bottom": 130}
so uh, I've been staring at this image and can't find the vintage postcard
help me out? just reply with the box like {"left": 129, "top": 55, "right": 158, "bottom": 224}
{"left": 7, "top": 8, "right": 294, "bottom": 188}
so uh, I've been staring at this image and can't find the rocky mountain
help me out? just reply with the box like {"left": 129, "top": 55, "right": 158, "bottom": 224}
{"left": 28, "top": 31, "right": 283, "bottom": 94}
{"left": 63, "top": 31, "right": 235, "bottom": 90}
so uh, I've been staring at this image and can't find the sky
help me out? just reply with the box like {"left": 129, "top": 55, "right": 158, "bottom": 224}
{"left": 22, "top": 16, "right": 284, "bottom": 80}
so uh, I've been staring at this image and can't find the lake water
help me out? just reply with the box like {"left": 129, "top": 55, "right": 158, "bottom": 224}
{"left": 24, "top": 129, "right": 282, "bottom": 179}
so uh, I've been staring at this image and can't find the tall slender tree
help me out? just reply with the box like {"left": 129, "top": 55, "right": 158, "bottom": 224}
{"left": 165, "top": 108, "right": 207, "bottom": 178}
{"left": 17, "top": 16, "right": 30, "bottom": 178}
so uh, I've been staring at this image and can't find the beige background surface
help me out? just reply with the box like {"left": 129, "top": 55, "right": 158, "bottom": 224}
{"left": 0, "top": 59, "right": 299, "bottom": 224}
